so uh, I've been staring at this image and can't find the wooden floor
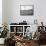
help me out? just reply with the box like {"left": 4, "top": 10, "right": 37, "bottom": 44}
{"left": 0, "top": 44, "right": 4, "bottom": 46}
{"left": 0, "top": 44, "right": 46, "bottom": 46}
{"left": 40, "top": 45, "right": 46, "bottom": 46}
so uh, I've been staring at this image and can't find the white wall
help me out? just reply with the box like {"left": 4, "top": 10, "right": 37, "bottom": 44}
{"left": 2, "top": 0, "right": 7, "bottom": 24}
{"left": 3, "top": 0, "right": 46, "bottom": 26}
{"left": 0, "top": 0, "right": 2, "bottom": 27}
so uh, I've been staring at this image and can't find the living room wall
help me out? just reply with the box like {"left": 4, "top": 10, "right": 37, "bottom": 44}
{"left": 0, "top": 0, "right": 2, "bottom": 27}
{"left": 3, "top": 0, "right": 46, "bottom": 26}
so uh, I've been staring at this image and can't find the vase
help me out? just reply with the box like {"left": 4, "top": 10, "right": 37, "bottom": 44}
{"left": 0, "top": 38, "right": 5, "bottom": 44}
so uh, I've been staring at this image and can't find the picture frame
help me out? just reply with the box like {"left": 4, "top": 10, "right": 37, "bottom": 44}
{"left": 20, "top": 5, "right": 34, "bottom": 16}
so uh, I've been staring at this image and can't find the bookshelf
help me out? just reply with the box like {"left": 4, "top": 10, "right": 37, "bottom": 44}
{"left": 9, "top": 25, "right": 30, "bottom": 37}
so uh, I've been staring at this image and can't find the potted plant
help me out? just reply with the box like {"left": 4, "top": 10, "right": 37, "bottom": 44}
{"left": 0, "top": 23, "right": 9, "bottom": 44}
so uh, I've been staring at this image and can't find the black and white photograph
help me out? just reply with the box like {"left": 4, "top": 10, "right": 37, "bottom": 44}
{"left": 20, "top": 5, "right": 34, "bottom": 15}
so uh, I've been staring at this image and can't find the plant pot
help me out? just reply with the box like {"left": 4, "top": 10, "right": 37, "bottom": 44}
{"left": 0, "top": 38, "right": 5, "bottom": 44}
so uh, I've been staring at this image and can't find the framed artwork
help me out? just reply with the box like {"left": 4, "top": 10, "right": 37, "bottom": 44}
{"left": 20, "top": 5, "right": 34, "bottom": 16}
